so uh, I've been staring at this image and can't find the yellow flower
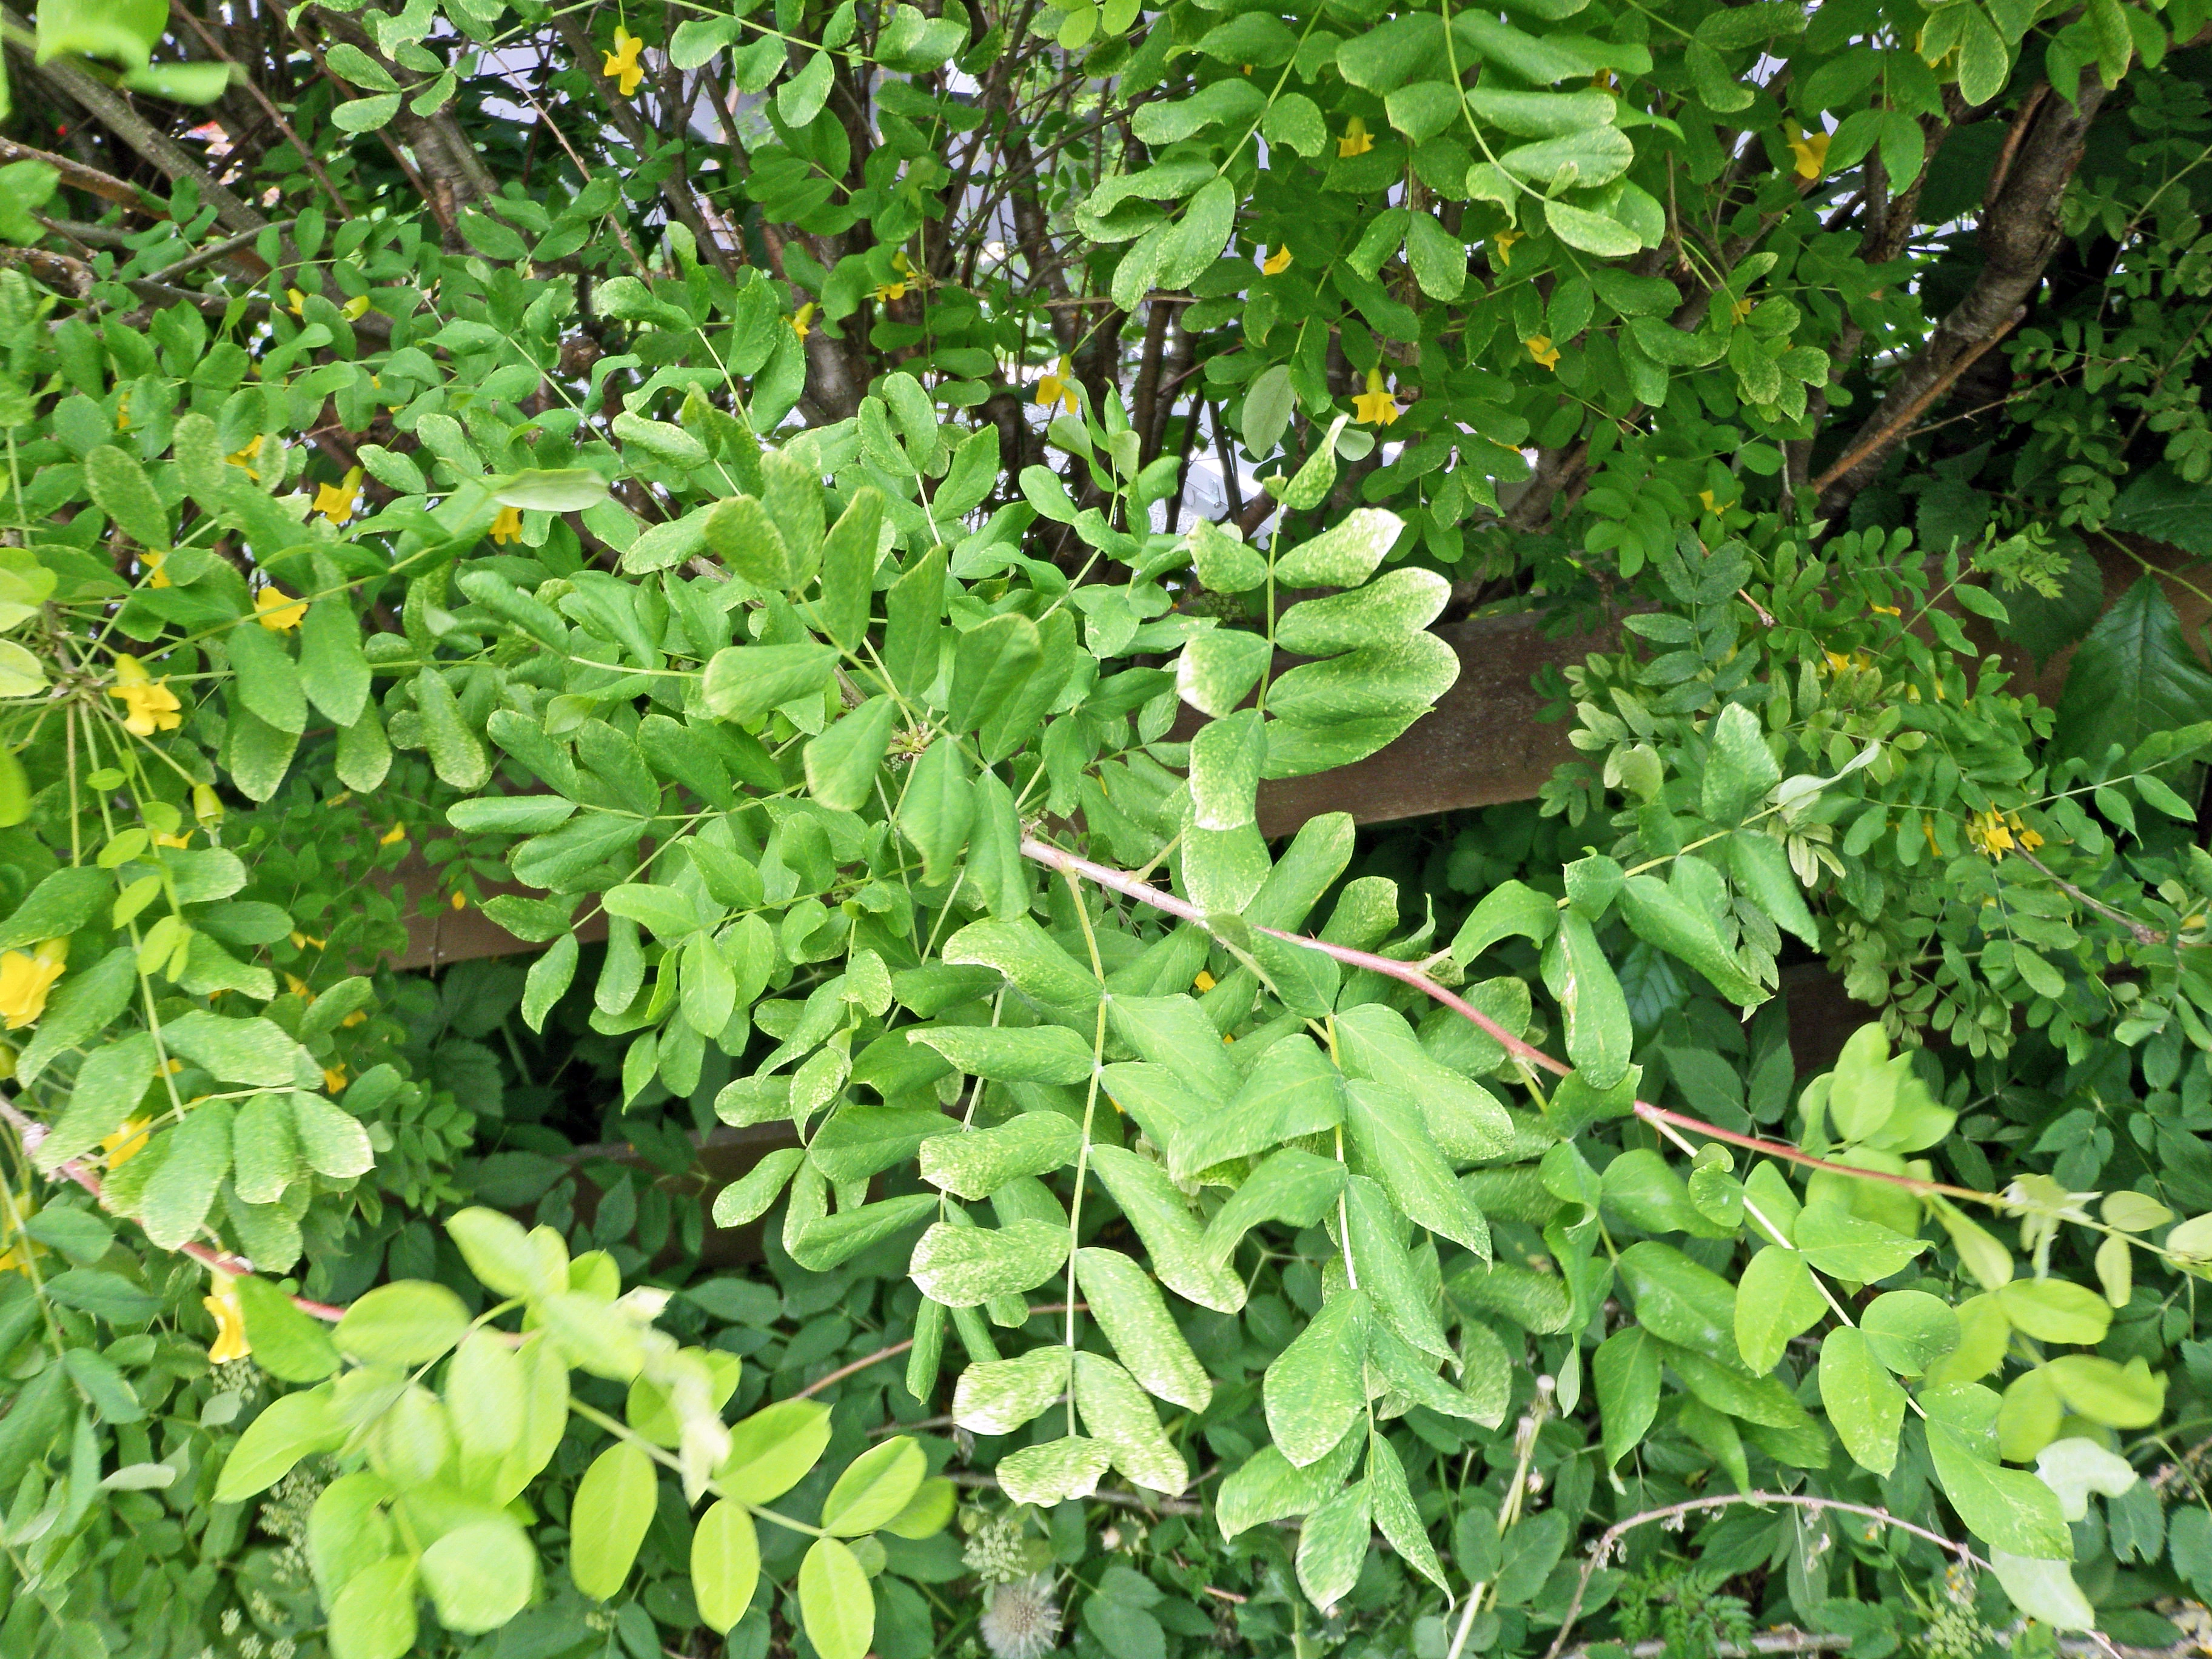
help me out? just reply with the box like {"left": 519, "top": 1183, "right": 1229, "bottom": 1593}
{"left": 451, "top": 891, "right": 468, "bottom": 910}
{"left": 1338, "top": 117, "right": 1375, "bottom": 158}
{"left": 228, "top": 435, "right": 263, "bottom": 482}
{"left": 286, "top": 289, "right": 306, "bottom": 317}
{"left": 144, "top": 548, "right": 170, "bottom": 589}
{"left": 323, "top": 1064, "right": 349, "bottom": 1094}
{"left": 490, "top": 505, "right": 524, "bottom": 545}
{"left": 873, "top": 279, "right": 909, "bottom": 304}
{"left": 1193, "top": 970, "right": 1217, "bottom": 992}
{"left": 1871, "top": 603, "right": 1901, "bottom": 617}
{"left": 0, "top": 939, "right": 69, "bottom": 1029}
{"left": 255, "top": 585, "right": 307, "bottom": 631}
{"left": 603, "top": 25, "right": 646, "bottom": 96}
{"left": 341, "top": 1010, "right": 367, "bottom": 1028}
{"left": 152, "top": 831, "right": 192, "bottom": 849}
{"left": 1731, "top": 295, "right": 1754, "bottom": 323}
{"left": 1925, "top": 814, "right": 1942, "bottom": 856}
{"left": 1526, "top": 335, "right": 1560, "bottom": 370}
{"left": 115, "top": 389, "right": 130, "bottom": 431}
{"left": 1262, "top": 245, "right": 1292, "bottom": 275}
{"left": 1492, "top": 230, "right": 1522, "bottom": 268}
{"left": 1784, "top": 122, "right": 1830, "bottom": 182}
{"left": 108, "top": 655, "right": 183, "bottom": 737}
{"left": 285, "top": 974, "right": 313, "bottom": 999}
{"left": 1698, "top": 489, "right": 1735, "bottom": 515}
{"left": 312, "top": 465, "right": 364, "bottom": 526}
{"left": 379, "top": 823, "right": 407, "bottom": 846}
{"left": 1965, "top": 808, "right": 2016, "bottom": 858}
{"left": 1037, "top": 355, "right": 1078, "bottom": 415}
{"left": 102, "top": 1118, "right": 152, "bottom": 1170}
{"left": 204, "top": 1275, "right": 250, "bottom": 1364}
{"left": 0, "top": 1190, "right": 39, "bottom": 1276}
{"left": 289, "top": 931, "right": 327, "bottom": 951}
{"left": 341, "top": 294, "right": 372, "bottom": 321}
{"left": 789, "top": 303, "right": 816, "bottom": 341}
{"left": 1353, "top": 365, "right": 1399, "bottom": 426}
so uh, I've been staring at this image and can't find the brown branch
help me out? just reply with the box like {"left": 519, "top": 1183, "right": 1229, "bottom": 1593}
{"left": 1809, "top": 307, "right": 2025, "bottom": 494}
{"left": 0, "top": 136, "right": 171, "bottom": 218}
{"left": 1816, "top": 73, "right": 2113, "bottom": 518}
{"left": 0, "top": 1094, "right": 346, "bottom": 1322}
{"left": 1019, "top": 838, "right": 1990, "bottom": 1204}
{"left": 1, "top": 8, "right": 272, "bottom": 240}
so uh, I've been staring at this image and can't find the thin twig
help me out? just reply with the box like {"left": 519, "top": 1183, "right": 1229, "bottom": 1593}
{"left": 1811, "top": 307, "right": 2027, "bottom": 495}
{"left": 1017, "top": 839, "right": 1988, "bottom": 1202}
{"left": 2011, "top": 847, "right": 2165, "bottom": 944}
{"left": 1540, "top": 1493, "right": 1989, "bottom": 1659}
{"left": 0, "top": 1094, "right": 346, "bottom": 1321}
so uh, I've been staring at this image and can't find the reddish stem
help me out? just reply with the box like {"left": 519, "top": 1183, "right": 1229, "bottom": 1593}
{"left": 1018, "top": 838, "right": 1986, "bottom": 1203}
{"left": 0, "top": 1094, "right": 347, "bottom": 1321}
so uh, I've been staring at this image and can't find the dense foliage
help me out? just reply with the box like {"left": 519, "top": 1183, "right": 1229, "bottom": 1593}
{"left": 4, "top": 0, "right": 2212, "bottom": 1657}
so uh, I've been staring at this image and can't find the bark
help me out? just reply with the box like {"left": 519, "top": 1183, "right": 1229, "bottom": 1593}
{"left": 1815, "top": 72, "right": 2111, "bottom": 519}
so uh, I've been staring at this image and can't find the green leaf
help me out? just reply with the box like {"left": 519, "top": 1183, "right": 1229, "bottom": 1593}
{"left": 335, "top": 1281, "right": 471, "bottom": 1366}
{"left": 1275, "top": 569, "right": 1450, "bottom": 657}
{"left": 1926, "top": 1419, "right": 2073, "bottom": 1558}
{"left": 1296, "top": 1481, "right": 1372, "bottom": 1609}
{"left": 138, "top": 1099, "right": 232, "bottom": 1249}
{"left": 420, "top": 1516, "right": 535, "bottom": 1633}
{"left": 712, "top": 1146, "right": 806, "bottom": 1227}
{"left": 816, "top": 487, "right": 883, "bottom": 649}
{"left": 33, "top": 1031, "right": 157, "bottom": 1170}
{"left": 805, "top": 695, "right": 899, "bottom": 812}
{"left": 293, "top": 1091, "right": 375, "bottom": 1179}
{"left": 1544, "top": 196, "right": 1643, "bottom": 255}
{"left": 2054, "top": 575, "right": 2212, "bottom": 764}
{"left": 692, "top": 1500, "right": 762, "bottom": 1634}
{"left": 235, "top": 1275, "right": 341, "bottom": 1382}
{"left": 1090, "top": 1145, "right": 1248, "bottom": 1312}
{"left": 898, "top": 737, "right": 973, "bottom": 886}
{"left": 16, "top": 948, "right": 139, "bottom": 1085}
{"left": 1735, "top": 1247, "right": 1826, "bottom": 1373}
{"left": 1862, "top": 1290, "right": 1960, "bottom": 1376}
{"left": 702, "top": 642, "right": 837, "bottom": 722}
{"left": 1819, "top": 1327, "right": 1905, "bottom": 1476}
{"left": 799, "top": 1538, "right": 874, "bottom": 1659}
{"left": 1701, "top": 702, "right": 1780, "bottom": 825}
{"left": 1073, "top": 1350, "right": 1189, "bottom": 1495}
{"left": 1265, "top": 1288, "right": 1369, "bottom": 1466}
{"left": 1343, "top": 1079, "right": 1490, "bottom": 1255}
{"left": 227, "top": 620, "right": 307, "bottom": 735}
{"left": 1367, "top": 1432, "right": 1450, "bottom": 1596}
{"left": 717, "top": 1399, "right": 832, "bottom": 1502}
{"left": 85, "top": 445, "right": 168, "bottom": 548}
{"left": 298, "top": 596, "right": 370, "bottom": 726}
{"left": 214, "top": 1386, "right": 343, "bottom": 1501}
{"left": 164, "top": 1011, "right": 309, "bottom": 1087}
{"left": 948, "top": 612, "right": 1042, "bottom": 734}
{"left": 1794, "top": 1203, "right": 1926, "bottom": 1282}
{"left": 1273, "top": 508, "right": 1401, "bottom": 588}
{"left": 1074, "top": 1247, "right": 1213, "bottom": 1410}
{"left": 822, "top": 1436, "right": 927, "bottom": 1535}
{"left": 571, "top": 1441, "right": 659, "bottom": 1600}
{"left": 1617, "top": 1242, "right": 1742, "bottom": 1370}
{"left": 1594, "top": 1326, "right": 1661, "bottom": 1467}
{"left": 908, "top": 1218, "right": 1070, "bottom": 1305}
{"left": 2042, "top": 1354, "right": 2165, "bottom": 1427}
{"left": 326, "top": 1557, "right": 418, "bottom": 1659}
{"left": 997, "top": 1436, "right": 1113, "bottom": 1506}
{"left": 907, "top": 1024, "right": 1093, "bottom": 1084}
{"left": 953, "top": 1345, "right": 1072, "bottom": 1435}
{"left": 414, "top": 668, "right": 491, "bottom": 791}
{"left": 1541, "top": 911, "right": 1634, "bottom": 1088}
